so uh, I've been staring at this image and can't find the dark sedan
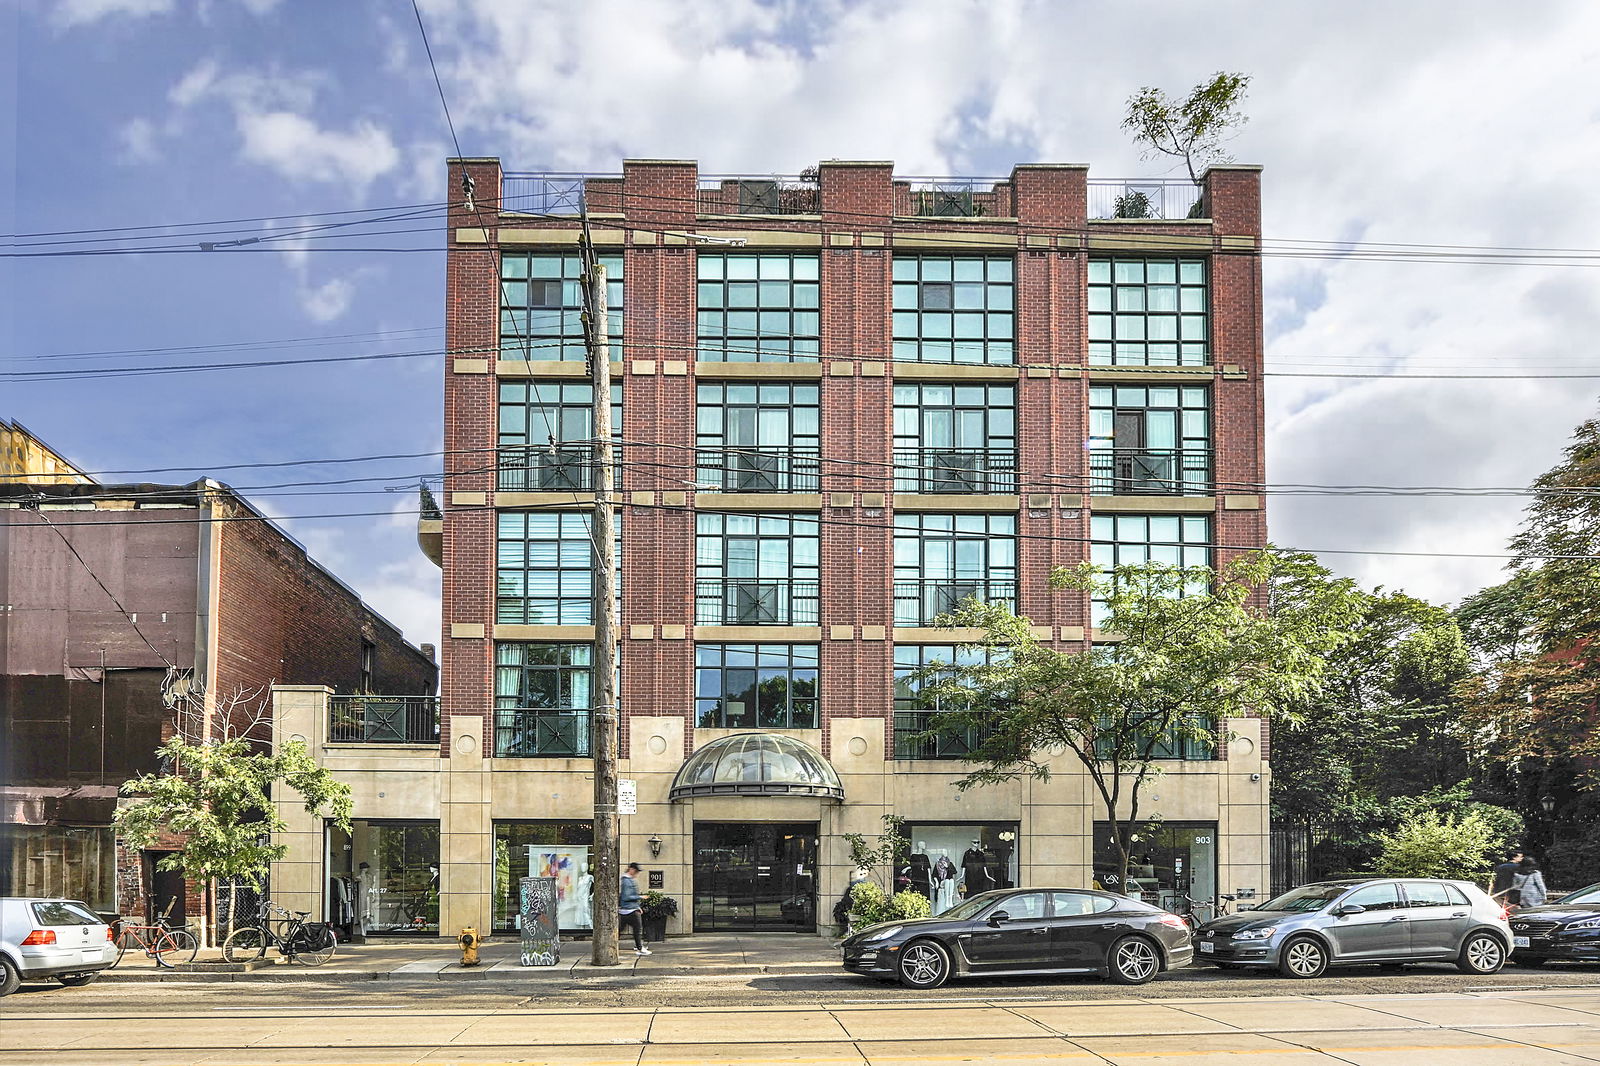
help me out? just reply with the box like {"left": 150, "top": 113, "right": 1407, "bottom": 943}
{"left": 1511, "top": 882, "right": 1600, "bottom": 967}
{"left": 840, "top": 887, "right": 1193, "bottom": 989}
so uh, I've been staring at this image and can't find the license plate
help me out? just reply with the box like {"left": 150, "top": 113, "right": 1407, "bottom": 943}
{"left": 1513, "top": 936, "right": 1530, "bottom": 948}
{"left": 1198, "top": 941, "right": 1215, "bottom": 954}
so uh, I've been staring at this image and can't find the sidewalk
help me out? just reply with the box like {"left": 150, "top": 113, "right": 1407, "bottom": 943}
{"left": 99, "top": 932, "right": 842, "bottom": 982}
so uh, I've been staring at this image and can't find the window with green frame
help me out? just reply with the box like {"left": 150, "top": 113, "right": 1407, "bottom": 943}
{"left": 500, "top": 252, "right": 622, "bottom": 363}
{"left": 893, "top": 644, "right": 1000, "bottom": 759}
{"left": 694, "top": 644, "right": 819, "bottom": 728}
{"left": 892, "top": 255, "right": 1014, "bottom": 364}
{"left": 697, "top": 253, "right": 820, "bottom": 362}
{"left": 494, "top": 644, "right": 594, "bottom": 758}
{"left": 497, "top": 381, "right": 622, "bottom": 491}
{"left": 1088, "top": 514, "right": 1211, "bottom": 625}
{"left": 1087, "top": 257, "right": 1207, "bottom": 366}
{"left": 893, "top": 513, "right": 1017, "bottom": 625}
{"left": 496, "top": 513, "right": 599, "bottom": 625}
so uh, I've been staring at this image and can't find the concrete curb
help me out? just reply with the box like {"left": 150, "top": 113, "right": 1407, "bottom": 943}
{"left": 96, "top": 962, "right": 843, "bottom": 983}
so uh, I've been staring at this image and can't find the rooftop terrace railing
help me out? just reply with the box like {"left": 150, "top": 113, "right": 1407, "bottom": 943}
{"left": 697, "top": 176, "right": 820, "bottom": 216}
{"left": 328, "top": 695, "right": 439, "bottom": 745}
{"left": 1088, "top": 179, "right": 1206, "bottom": 220}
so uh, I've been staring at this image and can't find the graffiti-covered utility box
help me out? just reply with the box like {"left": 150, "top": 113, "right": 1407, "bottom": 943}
{"left": 518, "top": 876, "right": 560, "bottom": 966}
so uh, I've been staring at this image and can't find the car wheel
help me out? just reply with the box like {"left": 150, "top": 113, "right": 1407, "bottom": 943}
{"left": 57, "top": 973, "right": 98, "bottom": 987}
{"left": 0, "top": 958, "right": 19, "bottom": 997}
{"left": 1513, "top": 956, "right": 1547, "bottom": 968}
{"left": 896, "top": 939, "right": 951, "bottom": 989}
{"left": 1457, "top": 932, "right": 1506, "bottom": 975}
{"left": 1108, "top": 935, "right": 1160, "bottom": 985}
{"left": 1278, "top": 936, "right": 1328, "bottom": 979}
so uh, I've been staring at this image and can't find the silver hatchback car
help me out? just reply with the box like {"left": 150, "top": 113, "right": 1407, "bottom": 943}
{"left": 1191, "top": 877, "right": 1512, "bottom": 978}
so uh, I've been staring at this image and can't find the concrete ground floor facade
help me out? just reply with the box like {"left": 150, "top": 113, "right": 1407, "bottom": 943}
{"left": 268, "top": 686, "right": 1271, "bottom": 939}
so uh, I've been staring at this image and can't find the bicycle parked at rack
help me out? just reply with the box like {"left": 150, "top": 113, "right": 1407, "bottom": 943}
{"left": 1180, "top": 893, "right": 1236, "bottom": 931}
{"left": 110, "top": 899, "right": 199, "bottom": 969}
{"left": 221, "top": 900, "right": 336, "bottom": 966}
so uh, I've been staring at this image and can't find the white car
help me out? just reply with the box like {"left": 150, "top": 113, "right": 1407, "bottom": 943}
{"left": 0, "top": 898, "right": 117, "bottom": 996}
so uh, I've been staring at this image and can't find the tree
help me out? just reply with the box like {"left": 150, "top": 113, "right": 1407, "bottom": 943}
{"left": 842, "top": 814, "right": 909, "bottom": 893}
{"left": 115, "top": 728, "right": 352, "bottom": 941}
{"left": 919, "top": 550, "right": 1364, "bottom": 895}
{"left": 1374, "top": 811, "right": 1497, "bottom": 881}
{"left": 1122, "top": 72, "right": 1252, "bottom": 185}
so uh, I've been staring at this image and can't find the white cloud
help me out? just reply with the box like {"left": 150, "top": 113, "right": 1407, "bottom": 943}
{"left": 51, "top": 0, "right": 174, "bottom": 29}
{"left": 116, "top": 116, "right": 162, "bottom": 163}
{"left": 299, "top": 275, "right": 356, "bottom": 322}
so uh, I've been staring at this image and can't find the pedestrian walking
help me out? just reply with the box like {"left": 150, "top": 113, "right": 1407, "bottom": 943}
{"left": 1489, "top": 849, "right": 1523, "bottom": 900}
{"left": 619, "top": 861, "right": 650, "bottom": 956}
{"left": 1511, "top": 856, "right": 1548, "bottom": 910}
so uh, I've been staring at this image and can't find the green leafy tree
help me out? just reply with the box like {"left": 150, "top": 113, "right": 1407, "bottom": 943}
{"left": 919, "top": 549, "right": 1363, "bottom": 895}
{"left": 842, "top": 814, "right": 909, "bottom": 893}
{"left": 1374, "top": 811, "right": 1497, "bottom": 881}
{"left": 116, "top": 733, "right": 353, "bottom": 939}
{"left": 1122, "top": 72, "right": 1252, "bottom": 184}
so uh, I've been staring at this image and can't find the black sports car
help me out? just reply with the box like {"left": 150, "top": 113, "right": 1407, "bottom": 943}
{"left": 839, "top": 887, "right": 1194, "bottom": 988}
{"left": 1510, "top": 882, "right": 1600, "bottom": 966}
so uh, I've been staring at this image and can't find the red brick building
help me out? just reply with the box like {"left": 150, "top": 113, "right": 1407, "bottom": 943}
{"left": 271, "top": 157, "right": 1271, "bottom": 940}
{"left": 0, "top": 467, "right": 437, "bottom": 933}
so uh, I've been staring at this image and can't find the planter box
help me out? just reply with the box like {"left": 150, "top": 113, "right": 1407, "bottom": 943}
{"left": 643, "top": 916, "right": 668, "bottom": 942}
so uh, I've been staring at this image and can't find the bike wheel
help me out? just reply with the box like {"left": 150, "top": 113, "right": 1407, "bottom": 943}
{"left": 222, "top": 927, "right": 268, "bottom": 964}
{"left": 161, "top": 928, "right": 200, "bottom": 966}
{"left": 289, "top": 924, "right": 336, "bottom": 966}
{"left": 112, "top": 928, "right": 138, "bottom": 968}
{"left": 151, "top": 931, "right": 188, "bottom": 969}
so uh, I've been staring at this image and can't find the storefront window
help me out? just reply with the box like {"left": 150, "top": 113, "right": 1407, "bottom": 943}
{"left": 0, "top": 825, "right": 116, "bottom": 913}
{"left": 900, "top": 822, "right": 1019, "bottom": 915}
{"left": 492, "top": 822, "right": 595, "bottom": 935}
{"left": 327, "top": 821, "right": 439, "bottom": 936}
{"left": 1092, "top": 821, "right": 1217, "bottom": 914}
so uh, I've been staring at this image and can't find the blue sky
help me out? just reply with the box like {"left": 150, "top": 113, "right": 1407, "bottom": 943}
{"left": 8, "top": 0, "right": 1600, "bottom": 650}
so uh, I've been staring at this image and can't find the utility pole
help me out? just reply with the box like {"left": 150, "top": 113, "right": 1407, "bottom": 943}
{"left": 580, "top": 215, "right": 620, "bottom": 967}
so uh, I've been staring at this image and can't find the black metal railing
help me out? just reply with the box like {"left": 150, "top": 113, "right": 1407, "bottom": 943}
{"left": 1087, "top": 179, "right": 1206, "bottom": 220}
{"left": 1088, "top": 447, "right": 1211, "bottom": 496}
{"left": 893, "top": 579, "right": 1014, "bottom": 626}
{"left": 695, "top": 578, "right": 821, "bottom": 625}
{"left": 328, "top": 696, "right": 439, "bottom": 745}
{"left": 494, "top": 708, "right": 593, "bottom": 758}
{"left": 893, "top": 448, "right": 1017, "bottom": 494}
{"left": 893, "top": 709, "right": 993, "bottom": 760}
{"left": 1093, "top": 715, "right": 1217, "bottom": 762}
{"left": 697, "top": 177, "right": 820, "bottom": 215}
{"left": 497, "top": 444, "right": 595, "bottom": 492}
{"left": 696, "top": 447, "right": 822, "bottom": 493}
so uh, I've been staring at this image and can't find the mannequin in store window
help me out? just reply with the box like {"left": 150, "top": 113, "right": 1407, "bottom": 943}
{"left": 907, "top": 843, "right": 933, "bottom": 899}
{"left": 931, "top": 851, "right": 958, "bottom": 913}
{"left": 962, "top": 840, "right": 995, "bottom": 896}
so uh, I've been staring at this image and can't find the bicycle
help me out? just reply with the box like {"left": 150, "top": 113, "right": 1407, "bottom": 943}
{"left": 1180, "top": 893, "right": 1236, "bottom": 931}
{"left": 110, "top": 899, "right": 199, "bottom": 968}
{"left": 221, "top": 900, "right": 337, "bottom": 966}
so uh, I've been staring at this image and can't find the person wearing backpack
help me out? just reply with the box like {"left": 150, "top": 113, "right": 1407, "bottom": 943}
{"left": 1511, "top": 856, "right": 1548, "bottom": 910}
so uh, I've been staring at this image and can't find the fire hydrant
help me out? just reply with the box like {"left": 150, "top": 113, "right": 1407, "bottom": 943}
{"left": 458, "top": 927, "right": 482, "bottom": 967}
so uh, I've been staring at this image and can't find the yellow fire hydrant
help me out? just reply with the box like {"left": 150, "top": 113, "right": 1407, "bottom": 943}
{"left": 458, "top": 927, "right": 482, "bottom": 967}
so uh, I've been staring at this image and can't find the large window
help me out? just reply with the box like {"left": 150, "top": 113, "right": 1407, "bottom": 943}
{"left": 696, "top": 513, "right": 820, "bottom": 625}
{"left": 1087, "top": 257, "right": 1207, "bottom": 366}
{"left": 327, "top": 820, "right": 439, "bottom": 935}
{"left": 497, "top": 382, "right": 622, "bottom": 491}
{"left": 1093, "top": 821, "right": 1216, "bottom": 915}
{"left": 494, "top": 643, "right": 593, "bottom": 757}
{"left": 892, "top": 256, "right": 1014, "bottom": 364}
{"left": 1088, "top": 385, "right": 1210, "bottom": 496}
{"left": 695, "top": 644, "right": 819, "bottom": 729}
{"left": 696, "top": 383, "right": 821, "bottom": 492}
{"left": 500, "top": 252, "right": 622, "bottom": 363}
{"left": 496, "top": 512, "right": 600, "bottom": 625}
{"left": 0, "top": 825, "right": 115, "bottom": 913}
{"left": 893, "top": 383, "right": 1016, "bottom": 493}
{"left": 1088, "top": 514, "right": 1211, "bottom": 625}
{"left": 900, "top": 823, "right": 1019, "bottom": 911}
{"left": 492, "top": 822, "right": 594, "bottom": 934}
{"left": 893, "top": 513, "right": 1016, "bottom": 625}
{"left": 893, "top": 644, "right": 997, "bottom": 760}
{"left": 697, "top": 253, "right": 820, "bottom": 362}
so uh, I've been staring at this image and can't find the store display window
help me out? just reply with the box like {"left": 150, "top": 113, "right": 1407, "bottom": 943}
{"left": 1092, "top": 821, "right": 1217, "bottom": 913}
{"left": 899, "top": 822, "right": 1019, "bottom": 915}
{"left": 492, "top": 822, "right": 595, "bottom": 935}
{"left": 326, "top": 821, "right": 439, "bottom": 936}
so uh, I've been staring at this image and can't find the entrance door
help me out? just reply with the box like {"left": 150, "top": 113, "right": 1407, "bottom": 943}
{"left": 147, "top": 853, "right": 185, "bottom": 925}
{"left": 693, "top": 823, "right": 818, "bottom": 931}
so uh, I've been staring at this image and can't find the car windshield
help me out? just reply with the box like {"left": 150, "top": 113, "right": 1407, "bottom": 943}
{"left": 1254, "top": 884, "right": 1348, "bottom": 913}
{"left": 938, "top": 893, "right": 1003, "bottom": 921}
{"left": 1556, "top": 883, "right": 1600, "bottom": 906}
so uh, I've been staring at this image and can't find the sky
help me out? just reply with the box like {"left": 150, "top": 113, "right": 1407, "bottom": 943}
{"left": 7, "top": 0, "right": 1599, "bottom": 653}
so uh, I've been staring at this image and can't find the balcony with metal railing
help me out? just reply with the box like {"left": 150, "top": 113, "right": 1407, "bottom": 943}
{"left": 494, "top": 708, "right": 592, "bottom": 758}
{"left": 499, "top": 173, "right": 614, "bottom": 216}
{"left": 893, "top": 579, "right": 1015, "bottom": 626}
{"left": 497, "top": 445, "right": 597, "bottom": 492}
{"left": 896, "top": 177, "right": 1010, "bottom": 218}
{"left": 695, "top": 578, "right": 821, "bottom": 626}
{"left": 697, "top": 175, "right": 821, "bottom": 216}
{"left": 1088, "top": 447, "right": 1212, "bottom": 497}
{"left": 327, "top": 695, "right": 439, "bottom": 745}
{"left": 1088, "top": 179, "right": 1206, "bottom": 220}
{"left": 893, "top": 708, "right": 993, "bottom": 760}
{"left": 696, "top": 447, "right": 821, "bottom": 493}
{"left": 893, "top": 448, "right": 1016, "bottom": 494}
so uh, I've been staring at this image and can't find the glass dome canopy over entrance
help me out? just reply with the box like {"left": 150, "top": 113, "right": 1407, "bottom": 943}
{"left": 668, "top": 733, "right": 845, "bottom": 801}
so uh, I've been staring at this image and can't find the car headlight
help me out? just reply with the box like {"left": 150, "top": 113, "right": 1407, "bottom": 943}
{"left": 861, "top": 925, "right": 903, "bottom": 943}
{"left": 1565, "top": 917, "right": 1600, "bottom": 932}
{"left": 1232, "top": 926, "right": 1278, "bottom": 940}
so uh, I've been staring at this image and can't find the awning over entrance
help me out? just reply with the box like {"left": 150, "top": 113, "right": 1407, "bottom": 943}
{"left": 668, "top": 733, "right": 845, "bottom": 802}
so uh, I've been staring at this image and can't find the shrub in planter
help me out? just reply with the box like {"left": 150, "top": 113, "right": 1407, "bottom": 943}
{"left": 846, "top": 882, "right": 932, "bottom": 933}
{"left": 641, "top": 890, "right": 677, "bottom": 942}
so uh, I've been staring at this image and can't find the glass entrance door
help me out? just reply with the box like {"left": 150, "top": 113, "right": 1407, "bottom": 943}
{"left": 693, "top": 823, "right": 818, "bottom": 931}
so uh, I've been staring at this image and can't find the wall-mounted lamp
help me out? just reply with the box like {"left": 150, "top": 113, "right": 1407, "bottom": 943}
{"left": 647, "top": 835, "right": 663, "bottom": 859}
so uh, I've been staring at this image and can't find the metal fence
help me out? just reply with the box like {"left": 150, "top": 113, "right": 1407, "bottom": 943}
{"left": 1088, "top": 447, "right": 1211, "bottom": 496}
{"left": 1087, "top": 179, "right": 1205, "bottom": 220}
{"left": 892, "top": 710, "right": 991, "bottom": 760}
{"left": 696, "top": 447, "right": 822, "bottom": 493}
{"left": 697, "top": 177, "right": 820, "bottom": 215}
{"left": 893, "top": 448, "right": 1017, "bottom": 494}
{"left": 494, "top": 708, "right": 593, "bottom": 758}
{"left": 328, "top": 696, "right": 440, "bottom": 745}
{"left": 695, "top": 579, "right": 821, "bottom": 626}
